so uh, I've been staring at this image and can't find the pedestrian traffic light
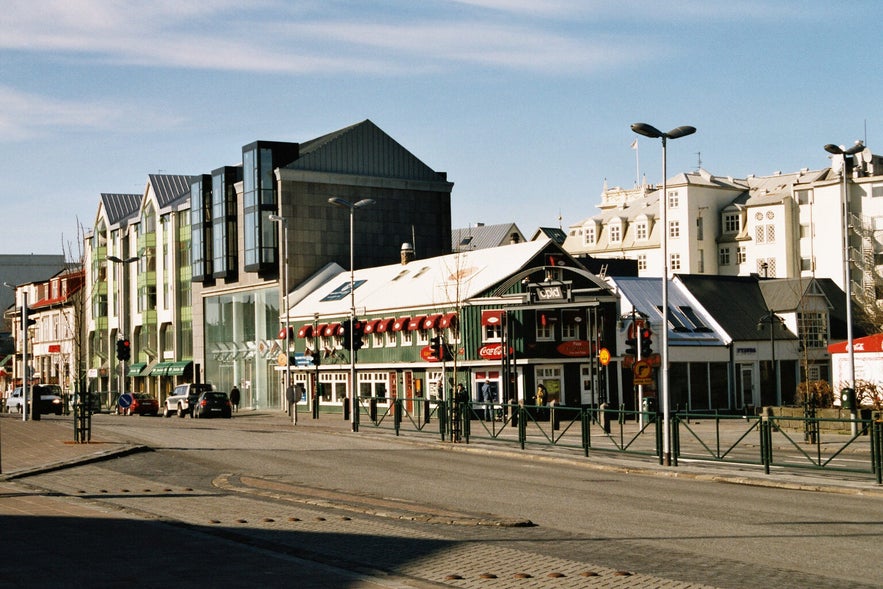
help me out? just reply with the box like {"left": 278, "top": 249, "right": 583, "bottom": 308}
{"left": 21, "top": 307, "right": 36, "bottom": 331}
{"left": 352, "top": 319, "right": 364, "bottom": 351}
{"left": 640, "top": 328, "right": 653, "bottom": 357}
{"left": 116, "top": 338, "right": 131, "bottom": 361}
{"left": 624, "top": 336, "right": 637, "bottom": 357}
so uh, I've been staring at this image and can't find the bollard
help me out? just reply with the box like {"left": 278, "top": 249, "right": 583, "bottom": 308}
{"left": 343, "top": 396, "right": 350, "bottom": 421}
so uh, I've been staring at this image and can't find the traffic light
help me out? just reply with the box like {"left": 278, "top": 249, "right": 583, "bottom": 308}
{"left": 352, "top": 320, "right": 364, "bottom": 351}
{"left": 340, "top": 319, "right": 352, "bottom": 350}
{"left": 624, "top": 336, "right": 637, "bottom": 357}
{"left": 21, "top": 309, "right": 36, "bottom": 331}
{"left": 429, "top": 335, "right": 444, "bottom": 360}
{"left": 116, "top": 338, "right": 131, "bottom": 361}
{"left": 640, "top": 328, "right": 653, "bottom": 357}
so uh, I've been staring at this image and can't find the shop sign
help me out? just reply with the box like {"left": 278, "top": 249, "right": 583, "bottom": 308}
{"left": 478, "top": 344, "right": 514, "bottom": 361}
{"left": 556, "top": 340, "right": 591, "bottom": 357}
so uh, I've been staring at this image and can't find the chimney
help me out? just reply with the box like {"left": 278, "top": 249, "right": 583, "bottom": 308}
{"left": 400, "top": 242, "right": 415, "bottom": 265}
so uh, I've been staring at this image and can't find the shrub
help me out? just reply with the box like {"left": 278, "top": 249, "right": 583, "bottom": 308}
{"left": 794, "top": 380, "right": 833, "bottom": 408}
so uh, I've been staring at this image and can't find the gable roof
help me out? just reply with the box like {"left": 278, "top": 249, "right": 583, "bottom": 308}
{"left": 610, "top": 276, "right": 726, "bottom": 347}
{"left": 675, "top": 274, "right": 796, "bottom": 341}
{"left": 532, "top": 227, "right": 567, "bottom": 244}
{"left": 451, "top": 223, "right": 524, "bottom": 252}
{"left": 148, "top": 174, "right": 192, "bottom": 210}
{"left": 100, "top": 193, "right": 141, "bottom": 227}
{"left": 287, "top": 238, "right": 611, "bottom": 321}
{"left": 286, "top": 119, "right": 447, "bottom": 183}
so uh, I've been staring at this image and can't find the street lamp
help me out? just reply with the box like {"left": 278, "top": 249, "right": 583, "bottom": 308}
{"left": 328, "top": 196, "right": 376, "bottom": 432}
{"left": 757, "top": 310, "right": 784, "bottom": 405}
{"left": 631, "top": 122, "right": 696, "bottom": 466}
{"left": 107, "top": 255, "right": 138, "bottom": 403}
{"left": 4, "top": 283, "right": 30, "bottom": 422}
{"left": 824, "top": 140, "right": 864, "bottom": 435}
{"left": 269, "top": 214, "right": 294, "bottom": 424}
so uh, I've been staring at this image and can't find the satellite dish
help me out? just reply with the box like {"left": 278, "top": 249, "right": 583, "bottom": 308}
{"left": 861, "top": 147, "right": 873, "bottom": 164}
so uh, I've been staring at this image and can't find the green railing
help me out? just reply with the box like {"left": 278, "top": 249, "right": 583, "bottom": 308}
{"left": 334, "top": 398, "right": 883, "bottom": 484}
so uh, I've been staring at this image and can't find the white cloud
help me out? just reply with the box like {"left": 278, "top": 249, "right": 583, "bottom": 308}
{"left": 0, "top": 86, "right": 184, "bottom": 141}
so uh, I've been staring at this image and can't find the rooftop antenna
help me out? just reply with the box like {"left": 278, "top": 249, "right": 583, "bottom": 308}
{"left": 696, "top": 151, "right": 702, "bottom": 170}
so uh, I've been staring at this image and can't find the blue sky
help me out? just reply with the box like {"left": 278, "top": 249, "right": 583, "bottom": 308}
{"left": 1, "top": 0, "right": 880, "bottom": 256}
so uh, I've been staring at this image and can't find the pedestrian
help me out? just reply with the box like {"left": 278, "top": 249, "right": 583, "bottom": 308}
{"left": 285, "top": 383, "right": 295, "bottom": 416}
{"left": 536, "top": 384, "right": 547, "bottom": 420}
{"left": 481, "top": 379, "right": 495, "bottom": 421}
{"left": 230, "top": 386, "right": 240, "bottom": 412}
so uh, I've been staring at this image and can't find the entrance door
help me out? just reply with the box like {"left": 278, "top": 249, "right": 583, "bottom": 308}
{"left": 737, "top": 364, "right": 755, "bottom": 409}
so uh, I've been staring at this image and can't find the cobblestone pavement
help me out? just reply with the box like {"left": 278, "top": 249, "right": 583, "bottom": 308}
{"left": 2, "top": 411, "right": 882, "bottom": 588}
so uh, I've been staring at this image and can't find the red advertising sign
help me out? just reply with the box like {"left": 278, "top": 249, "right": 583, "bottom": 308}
{"left": 556, "top": 340, "right": 591, "bottom": 357}
{"left": 478, "top": 344, "right": 514, "bottom": 361}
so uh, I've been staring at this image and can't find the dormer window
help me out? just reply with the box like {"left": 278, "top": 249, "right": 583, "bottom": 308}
{"left": 583, "top": 226, "right": 595, "bottom": 246}
{"left": 609, "top": 224, "right": 621, "bottom": 243}
{"left": 635, "top": 221, "right": 647, "bottom": 240}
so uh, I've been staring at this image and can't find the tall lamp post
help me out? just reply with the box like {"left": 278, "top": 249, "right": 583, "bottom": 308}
{"left": 757, "top": 310, "right": 783, "bottom": 405}
{"left": 824, "top": 140, "right": 864, "bottom": 435}
{"left": 631, "top": 122, "right": 696, "bottom": 466}
{"left": 269, "top": 214, "right": 295, "bottom": 424}
{"left": 107, "top": 255, "right": 138, "bottom": 401}
{"left": 328, "top": 196, "right": 375, "bottom": 432}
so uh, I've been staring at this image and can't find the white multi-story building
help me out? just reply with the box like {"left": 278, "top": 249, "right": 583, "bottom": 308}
{"left": 564, "top": 146, "right": 883, "bottom": 312}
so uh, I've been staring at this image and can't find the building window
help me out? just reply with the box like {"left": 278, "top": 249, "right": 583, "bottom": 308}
{"left": 583, "top": 227, "right": 595, "bottom": 246}
{"left": 755, "top": 224, "right": 765, "bottom": 243}
{"left": 609, "top": 225, "right": 621, "bottom": 243}
{"left": 758, "top": 258, "right": 776, "bottom": 277}
{"left": 801, "top": 257, "right": 813, "bottom": 271}
{"left": 796, "top": 189, "right": 812, "bottom": 204}
{"left": 635, "top": 222, "right": 647, "bottom": 240}
{"left": 637, "top": 255, "right": 647, "bottom": 271}
{"left": 800, "top": 223, "right": 811, "bottom": 239}
{"left": 484, "top": 323, "right": 502, "bottom": 342}
{"left": 669, "top": 220, "right": 680, "bottom": 239}
{"left": 719, "top": 247, "right": 730, "bottom": 266}
{"left": 724, "top": 213, "right": 740, "bottom": 233}
{"left": 668, "top": 191, "right": 679, "bottom": 209}
{"left": 766, "top": 225, "right": 775, "bottom": 243}
{"left": 536, "top": 315, "right": 554, "bottom": 341}
{"left": 698, "top": 249, "right": 704, "bottom": 273}
{"left": 190, "top": 175, "right": 212, "bottom": 282}
{"left": 696, "top": 217, "right": 704, "bottom": 241}
{"left": 671, "top": 253, "right": 681, "bottom": 271}
{"left": 737, "top": 246, "right": 747, "bottom": 264}
{"left": 798, "top": 312, "right": 828, "bottom": 349}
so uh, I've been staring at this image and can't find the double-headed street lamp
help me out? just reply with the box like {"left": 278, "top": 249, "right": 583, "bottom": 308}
{"left": 269, "top": 214, "right": 294, "bottom": 424}
{"left": 631, "top": 122, "right": 696, "bottom": 467}
{"left": 328, "top": 197, "right": 376, "bottom": 432}
{"left": 107, "top": 254, "right": 138, "bottom": 400}
{"left": 824, "top": 140, "right": 864, "bottom": 435}
{"left": 757, "top": 310, "right": 784, "bottom": 405}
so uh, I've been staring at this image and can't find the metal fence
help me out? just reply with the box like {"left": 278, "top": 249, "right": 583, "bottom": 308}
{"left": 353, "top": 397, "right": 883, "bottom": 484}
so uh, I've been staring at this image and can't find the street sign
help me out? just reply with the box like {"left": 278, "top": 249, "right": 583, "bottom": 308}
{"left": 598, "top": 347, "right": 611, "bottom": 366}
{"left": 633, "top": 360, "right": 654, "bottom": 385}
{"left": 118, "top": 393, "right": 133, "bottom": 408}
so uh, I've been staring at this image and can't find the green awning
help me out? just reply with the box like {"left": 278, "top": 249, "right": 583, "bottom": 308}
{"left": 128, "top": 362, "right": 147, "bottom": 376}
{"left": 0, "top": 354, "right": 13, "bottom": 368}
{"left": 165, "top": 361, "right": 192, "bottom": 376}
{"left": 150, "top": 362, "right": 173, "bottom": 376}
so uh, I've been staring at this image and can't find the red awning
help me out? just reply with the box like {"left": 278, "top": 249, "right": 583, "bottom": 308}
{"left": 363, "top": 319, "right": 381, "bottom": 334}
{"left": 407, "top": 316, "right": 426, "bottom": 331}
{"left": 375, "top": 319, "right": 394, "bottom": 333}
{"left": 392, "top": 317, "right": 410, "bottom": 332}
{"left": 323, "top": 323, "right": 341, "bottom": 337}
{"left": 423, "top": 314, "right": 441, "bottom": 330}
{"left": 296, "top": 324, "right": 313, "bottom": 338}
{"left": 481, "top": 310, "right": 505, "bottom": 326}
{"left": 439, "top": 312, "right": 458, "bottom": 328}
{"left": 315, "top": 324, "right": 327, "bottom": 337}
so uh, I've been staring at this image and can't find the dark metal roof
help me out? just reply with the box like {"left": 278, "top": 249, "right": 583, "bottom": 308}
{"left": 532, "top": 227, "right": 567, "bottom": 244}
{"left": 148, "top": 174, "right": 192, "bottom": 209}
{"left": 451, "top": 223, "right": 524, "bottom": 252}
{"left": 287, "top": 119, "right": 449, "bottom": 184}
{"left": 100, "top": 193, "right": 141, "bottom": 226}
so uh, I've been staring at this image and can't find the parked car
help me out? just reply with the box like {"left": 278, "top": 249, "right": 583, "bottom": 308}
{"left": 163, "top": 383, "right": 213, "bottom": 418}
{"left": 125, "top": 393, "right": 159, "bottom": 416}
{"left": 192, "top": 391, "right": 232, "bottom": 419}
{"left": 4, "top": 385, "right": 64, "bottom": 415}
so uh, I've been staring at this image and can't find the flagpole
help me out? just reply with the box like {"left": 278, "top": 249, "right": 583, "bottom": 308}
{"left": 632, "top": 138, "right": 640, "bottom": 187}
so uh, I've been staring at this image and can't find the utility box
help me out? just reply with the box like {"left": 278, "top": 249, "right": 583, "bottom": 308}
{"left": 840, "top": 387, "right": 856, "bottom": 410}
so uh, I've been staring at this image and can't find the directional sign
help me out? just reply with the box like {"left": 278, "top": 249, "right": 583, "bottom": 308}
{"left": 118, "top": 393, "right": 133, "bottom": 408}
{"left": 598, "top": 347, "right": 611, "bottom": 366}
{"left": 633, "top": 360, "right": 654, "bottom": 385}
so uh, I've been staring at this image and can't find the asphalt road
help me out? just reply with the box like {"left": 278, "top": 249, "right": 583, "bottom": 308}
{"left": 5, "top": 412, "right": 883, "bottom": 588}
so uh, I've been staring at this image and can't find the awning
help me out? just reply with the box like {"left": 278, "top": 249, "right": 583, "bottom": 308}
{"left": 407, "top": 316, "right": 426, "bottom": 331}
{"left": 127, "top": 362, "right": 147, "bottom": 377}
{"left": 375, "top": 318, "right": 394, "bottom": 333}
{"left": 439, "top": 312, "right": 458, "bottom": 329}
{"left": 481, "top": 310, "right": 505, "bottom": 326}
{"left": 392, "top": 317, "right": 410, "bottom": 332}
{"left": 0, "top": 354, "right": 13, "bottom": 368}
{"left": 363, "top": 319, "right": 381, "bottom": 334}
{"left": 150, "top": 361, "right": 192, "bottom": 377}
{"left": 323, "top": 323, "right": 341, "bottom": 337}
{"left": 422, "top": 314, "right": 441, "bottom": 330}
{"left": 297, "top": 324, "right": 313, "bottom": 338}
{"left": 315, "top": 324, "right": 327, "bottom": 338}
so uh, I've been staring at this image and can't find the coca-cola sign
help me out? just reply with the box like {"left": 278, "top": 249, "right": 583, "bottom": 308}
{"left": 478, "top": 344, "right": 513, "bottom": 360}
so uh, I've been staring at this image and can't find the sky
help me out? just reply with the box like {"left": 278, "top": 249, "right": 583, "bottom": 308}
{"left": 1, "top": 0, "right": 881, "bottom": 256}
